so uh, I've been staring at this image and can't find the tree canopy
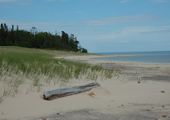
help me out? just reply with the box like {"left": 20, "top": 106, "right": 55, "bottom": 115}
{"left": 0, "top": 23, "right": 88, "bottom": 53}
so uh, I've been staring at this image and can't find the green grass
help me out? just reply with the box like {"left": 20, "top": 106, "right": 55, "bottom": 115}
{"left": 0, "top": 46, "right": 119, "bottom": 103}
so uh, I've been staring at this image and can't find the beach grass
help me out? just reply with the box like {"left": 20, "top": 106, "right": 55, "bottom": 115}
{"left": 0, "top": 46, "right": 116, "bottom": 103}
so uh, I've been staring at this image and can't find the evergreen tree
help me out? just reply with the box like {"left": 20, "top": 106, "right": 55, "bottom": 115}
{"left": 0, "top": 23, "right": 4, "bottom": 45}
{"left": 4, "top": 23, "right": 9, "bottom": 45}
{"left": 74, "top": 37, "right": 79, "bottom": 51}
{"left": 0, "top": 23, "right": 87, "bottom": 52}
{"left": 11, "top": 25, "right": 15, "bottom": 44}
{"left": 16, "top": 25, "right": 20, "bottom": 46}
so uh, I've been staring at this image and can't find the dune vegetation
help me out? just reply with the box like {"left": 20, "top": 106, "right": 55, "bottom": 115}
{"left": 0, "top": 46, "right": 121, "bottom": 103}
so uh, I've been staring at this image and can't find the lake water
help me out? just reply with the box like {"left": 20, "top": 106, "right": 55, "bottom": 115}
{"left": 94, "top": 51, "right": 170, "bottom": 63}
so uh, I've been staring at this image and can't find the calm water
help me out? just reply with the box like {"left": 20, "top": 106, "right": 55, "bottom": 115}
{"left": 94, "top": 51, "right": 170, "bottom": 63}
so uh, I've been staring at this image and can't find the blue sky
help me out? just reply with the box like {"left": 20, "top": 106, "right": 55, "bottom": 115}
{"left": 0, "top": 0, "right": 170, "bottom": 53}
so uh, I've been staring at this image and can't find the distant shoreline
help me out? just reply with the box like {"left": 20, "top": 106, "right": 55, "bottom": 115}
{"left": 92, "top": 51, "right": 170, "bottom": 63}
{"left": 64, "top": 54, "right": 170, "bottom": 82}
{"left": 91, "top": 54, "right": 136, "bottom": 58}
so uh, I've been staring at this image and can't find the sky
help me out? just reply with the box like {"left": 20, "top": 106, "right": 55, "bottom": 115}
{"left": 0, "top": 0, "right": 170, "bottom": 53}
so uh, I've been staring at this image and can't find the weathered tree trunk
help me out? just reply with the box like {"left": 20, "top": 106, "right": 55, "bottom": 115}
{"left": 43, "top": 82, "right": 100, "bottom": 100}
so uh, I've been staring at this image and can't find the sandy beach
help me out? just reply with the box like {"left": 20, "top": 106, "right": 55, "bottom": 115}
{"left": 1, "top": 55, "right": 170, "bottom": 120}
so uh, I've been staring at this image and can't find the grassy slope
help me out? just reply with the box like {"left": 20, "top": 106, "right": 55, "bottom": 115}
{"left": 0, "top": 46, "right": 118, "bottom": 103}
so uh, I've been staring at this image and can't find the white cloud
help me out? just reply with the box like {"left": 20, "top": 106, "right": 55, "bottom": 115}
{"left": 45, "top": 0, "right": 69, "bottom": 1}
{"left": 0, "top": 0, "right": 18, "bottom": 3}
{"left": 78, "top": 26, "right": 170, "bottom": 52}
{"left": 119, "top": 0, "right": 131, "bottom": 3}
{"left": 102, "top": 26, "right": 170, "bottom": 42}
{"left": 1, "top": 14, "right": 169, "bottom": 49}
{"left": 0, "top": 15, "right": 162, "bottom": 35}
{"left": 80, "top": 15, "right": 159, "bottom": 27}
{"left": 0, "top": 0, "right": 31, "bottom": 5}
{"left": 121, "top": 26, "right": 170, "bottom": 35}
{"left": 151, "top": 0, "right": 168, "bottom": 2}
{"left": 45, "top": 0, "right": 55, "bottom": 1}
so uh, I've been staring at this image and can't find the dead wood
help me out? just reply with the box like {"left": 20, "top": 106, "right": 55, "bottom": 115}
{"left": 43, "top": 82, "right": 100, "bottom": 100}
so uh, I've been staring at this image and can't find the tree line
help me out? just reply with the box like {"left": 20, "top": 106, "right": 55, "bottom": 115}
{"left": 0, "top": 23, "right": 88, "bottom": 53}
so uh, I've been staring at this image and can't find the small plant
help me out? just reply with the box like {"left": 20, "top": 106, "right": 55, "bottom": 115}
{"left": 36, "top": 84, "right": 42, "bottom": 92}
{"left": 33, "top": 77, "right": 40, "bottom": 86}
{"left": 0, "top": 87, "right": 11, "bottom": 103}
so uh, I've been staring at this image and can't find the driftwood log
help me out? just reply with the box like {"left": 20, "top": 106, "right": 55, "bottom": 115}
{"left": 43, "top": 82, "right": 100, "bottom": 100}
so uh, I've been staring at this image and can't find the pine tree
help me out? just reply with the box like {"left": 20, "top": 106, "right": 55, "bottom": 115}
{"left": 4, "top": 23, "right": 9, "bottom": 45}
{"left": 16, "top": 25, "right": 19, "bottom": 46}
{"left": 11, "top": 25, "right": 15, "bottom": 45}
{"left": 0, "top": 23, "right": 4, "bottom": 45}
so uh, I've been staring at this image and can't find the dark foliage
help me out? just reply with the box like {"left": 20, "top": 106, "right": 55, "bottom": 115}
{"left": 0, "top": 23, "right": 87, "bottom": 53}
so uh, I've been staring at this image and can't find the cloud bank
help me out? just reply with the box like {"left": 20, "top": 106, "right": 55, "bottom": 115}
{"left": 0, "top": 0, "right": 18, "bottom": 3}
{"left": 0, "top": 14, "right": 169, "bottom": 52}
